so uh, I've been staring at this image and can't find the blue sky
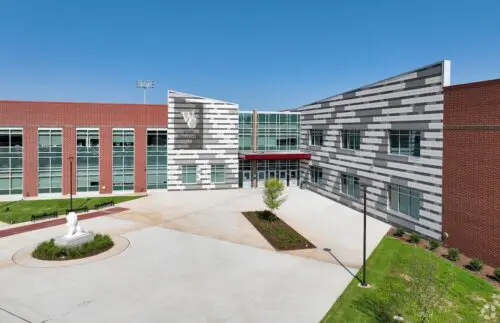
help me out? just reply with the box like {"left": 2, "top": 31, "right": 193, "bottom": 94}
{"left": 0, "top": 0, "right": 499, "bottom": 110}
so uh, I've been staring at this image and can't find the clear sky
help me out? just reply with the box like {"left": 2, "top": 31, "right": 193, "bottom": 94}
{"left": 1, "top": 0, "right": 499, "bottom": 110}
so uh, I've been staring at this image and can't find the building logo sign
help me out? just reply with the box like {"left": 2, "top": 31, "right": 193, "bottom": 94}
{"left": 182, "top": 110, "right": 198, "bottom": 129}
{"left": 173, "top": 103, "right": 204, "bottom": 149}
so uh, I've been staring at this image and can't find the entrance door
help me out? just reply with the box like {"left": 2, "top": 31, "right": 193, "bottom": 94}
{"left": 279, "top": 170, "right": 287, "bottom": 185}
{"left": 268, "top": 170, "right": 276, "bottom": 179}
{"left": 242, "top": 171, "right": 252, "bottom": 188}
{"left": 257, "top": 171, "right": 266, "bottom": 187}
{"left": 289, "top": 170, "right": 298, "bottom": 186}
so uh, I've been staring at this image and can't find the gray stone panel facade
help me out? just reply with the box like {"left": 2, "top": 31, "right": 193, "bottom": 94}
{"left": 297, "top": 61, "right": 450, "bottom": 239}
{"left": 167, "top": 91, "right": 239, "bottom": 190}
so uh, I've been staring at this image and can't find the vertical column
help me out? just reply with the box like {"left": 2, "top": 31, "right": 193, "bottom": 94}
{"left": 23, "top": 126, "right": 38, "bottom": 197}
{"left": 251, "top": 160, "right": 257, "bottom": 188}
{"left": 134, "top": 127, "right": 146, "bottom": 193}
{"left": 100, "top": 127, "right": 113, "bottom": 194}
{"left": 252, "top": 110, "right": 257, "bottom": 153}
{"left": 62, "top": 127, "right": 76, "bottom": 195}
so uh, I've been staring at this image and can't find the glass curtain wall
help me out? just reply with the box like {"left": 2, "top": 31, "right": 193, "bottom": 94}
{"left": 0, "top": 129, "right": 23, "bottom": 195}
{"left": 76, "top": 129, "right": 99, "bottom": 192}
{"left": 112, "top": 129, "right": 134, "bottom": 191}
{"left": 38, "top": 129, "right": 62, "bottom": 193}
{"left": 238, "top": 112, "right": 253, "bottom": 152}
{"left": 257, "top": 113, "right": 300, "bottom": 151}
{"left": 147, "top": 130, "right": 168, "bottom": 189}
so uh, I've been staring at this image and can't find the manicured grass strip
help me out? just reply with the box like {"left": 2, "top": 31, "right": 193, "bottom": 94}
{"left": 242, "top": 211, "right": 315, "bottom": 251}
{"left": 321, "top": 237, "right": 499, "bottom": 322}
{"left": 0, "top": 195, "right": 142, "bottom": 224}
{"left": 32, "top": 234, "right": 114, "bottom": 261}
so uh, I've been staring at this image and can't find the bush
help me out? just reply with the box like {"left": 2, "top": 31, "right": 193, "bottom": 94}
{"left": 448, "top": 248, "right": 460, "bottom": 261}
{"left": 469, "top": 259, "right": 483, "bottom": 272}
{"left": 494, "top": 268, "right": 500, "bottom": 281}
{"left": 394, "top": 227, "right": 405, "bottom": 237}
{"left": 428, "top": 240, "right": 441, "bottom": 251}
{"left": 409, "top": 232, "right": 422, "bottom": 244}
{"left": 32, "top": 234, "right": 114, "bottom": 261}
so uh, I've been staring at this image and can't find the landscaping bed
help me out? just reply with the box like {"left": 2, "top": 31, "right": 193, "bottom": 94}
{"left": 32, "top": 234, "right": 114, "bottom": 261}
{"left": 321, "top": 236, "right": 499, "bottom": 322}
{"left": 0, "top": 195, "right": 141, "bottom": 224}
{"left": 242, "top": 211, "right": 315, "bottom": 251}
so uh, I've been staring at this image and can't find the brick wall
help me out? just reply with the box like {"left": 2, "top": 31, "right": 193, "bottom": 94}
{"left": 443, "top": 79, "right": 500, "bottom": 267}
{"left": 0, "top": 101, "right": 168, "bottom": 197}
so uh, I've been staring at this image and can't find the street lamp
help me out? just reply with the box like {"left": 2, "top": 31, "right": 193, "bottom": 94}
{"left": 136, "top": 80, "right": 154, "bottom": 104}
{"left": 69, "top": 156, "right": 74, "bottom": 211}
{"left": 361, "top": 183, "right": 368, "bottom": 287}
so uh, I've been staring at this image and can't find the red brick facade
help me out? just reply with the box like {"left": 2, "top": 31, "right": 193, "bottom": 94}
{"left": 443, "top": 79, "right": 500, "bottom": 267}
{"left": 0, "top": 101, "right": 168, "bottom": 197}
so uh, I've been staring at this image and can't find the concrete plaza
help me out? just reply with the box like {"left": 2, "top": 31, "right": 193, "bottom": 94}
{"left": 0, "top": 188, "right": 390, "bottom": 322}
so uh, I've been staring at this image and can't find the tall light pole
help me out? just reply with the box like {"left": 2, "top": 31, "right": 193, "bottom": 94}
{"left": 361, "top": 183, "right": 368, "bottom": 287}
{"left": 69, "top": 156, "right": 74, "bottom": 211}
{"left": 136, "top": 80, "right": 154, "bottom": 104}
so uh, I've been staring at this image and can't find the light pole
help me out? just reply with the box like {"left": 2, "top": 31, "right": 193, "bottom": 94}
{"left": 361, "top": 183, "right": 368, "bottom": 287}
{"left": 136, "top": 80, "right": 154, "bottom": 104}
{"left": 69, "top": 156, "right": 74, "bottom": 211}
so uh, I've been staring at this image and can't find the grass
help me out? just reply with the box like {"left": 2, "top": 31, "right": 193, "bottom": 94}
{"left": 0, "top": 195, "right": 141, "bottom": 224}
{"left": 321, "top": 237, "right": 499, "bottom": 322}
{"left": 242, "top": 210, "right": 315, "bottom": 251}
{"left": 32, "top": 234, "right": 114, "bottom": 261}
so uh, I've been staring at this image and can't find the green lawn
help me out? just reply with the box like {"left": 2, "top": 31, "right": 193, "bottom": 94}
{"left": 0, "top": 195, "right": 142, "bottom": 224}
{"left": 321, "top": 237, "right": 499, "bottom": 323}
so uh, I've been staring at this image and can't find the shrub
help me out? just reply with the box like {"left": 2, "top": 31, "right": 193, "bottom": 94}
{"left": 32, "top": 234, "right": 114, "bottom": 261}
{"left": 394, "top": 227, "right": 405, "bottom": 237}
{"left": 448, "top": 248, "right": 460, "bottom": 261}
{"left": 409, "top": 232, "right": 422, "bottom": 244}
{"left": 494, "top": 268, "right": 500, "bottom": 281}
{"left": 469, "top": 259, "right": 483, "bottom": 272}
{"left": 428, "top": 240, "right": 441, "bottom": 251}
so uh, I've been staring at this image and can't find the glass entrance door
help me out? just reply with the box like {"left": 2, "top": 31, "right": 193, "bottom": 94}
{"left": 279, "top": 170, "right": 287, "bottom": 185}
{"left": 268, "top": 170, "right": 276, "bottom": 179}
{"left": 289, "top": 170, "right": 298, "bottom": 186}
{"left": 242, "top": 170, "right": 252, "bottom": 188}
{"left": 257, "top": 171, "right": 266, "bottom": 187}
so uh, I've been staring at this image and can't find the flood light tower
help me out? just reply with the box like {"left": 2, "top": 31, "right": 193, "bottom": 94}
{"left": 136, "top": 80, "right": 154, "bottom": 104}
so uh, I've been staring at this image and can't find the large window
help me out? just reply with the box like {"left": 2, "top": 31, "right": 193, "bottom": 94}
{"left": 239, "top": 112, "right": 253, "bottom": 152}
{"left": 211, "top": 164, "right": 225, "bottom": 184}
{"left": 309, "top": 129, "right": 323, "bottom": 146}
{"left": 341, "top": 174, "right": 360, "bottom": 198}
{"left": 38, "top": 129, "right": 62, "bottom": 193}
{"left": 182, "top": 165, "right": 197, "bottom": 184}
{"left": 112, "top": 129, "right": 134, "bottom": 191}
{"left": 342, "top": 130, "right": 360, "bottom": 150}
{"left": 147, "top": 129, "right": 168, "bottom": 189}
{"left": 76, "top": 129, "right": 99, "bottom": 192}
{"left": 257, "top": 112, "right": 300, "bottom": 151}
{"left": 0, "top": 129, "right": 23, "bottom": 195}
{"left": 389, "top": 130, "right": 421, "bottom": 157}
{"left": 389, "top": 184, "right": 420, "bottom": 218}
{"left": 310, "top": 166, "right": 323, "bottom": 184}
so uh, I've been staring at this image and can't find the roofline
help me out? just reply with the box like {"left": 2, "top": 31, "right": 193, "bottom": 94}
{"left": 445, "top": 78, "right": 500, "bottom": 91}
{"left": 0, "top": 100, "right": 167, "bottom": 106}
{"left": 168, "top": 89, "right": 238, "bottom": 105}
{"left": 297, "top": 60, "right": 450, "bottom": 109}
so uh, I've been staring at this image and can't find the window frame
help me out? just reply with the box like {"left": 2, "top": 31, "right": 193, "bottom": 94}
{"left": 341, "top": 129, "right": 361, "bottom": 150}
{"left": 388, "top": 184, "right": 421, "bottom": 218}
{"left": 210, "top": 164, "right": 225, "bottom": 184}
{"left": 388, "top": 130, "right": 421, "bottom": 157}
{"left": 182, "top": 165, "right": 197, "bottom": 185}
{"left": 340, "top": 173, "right": 360, "bottom": 199}
{"left": 310, "top": 166, "right": 323, "bottom": 185}
{"left": 309, "top": 129, "right": 324, "bottom": 146}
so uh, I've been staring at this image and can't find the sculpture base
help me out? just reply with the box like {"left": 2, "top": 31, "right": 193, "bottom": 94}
{"left": 54, "top": 232, "right": 95, "bottom": 247}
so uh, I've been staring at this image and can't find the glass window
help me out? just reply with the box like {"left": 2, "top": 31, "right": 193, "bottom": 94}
{"left": 38, "top": 129, "right": 62, "bottom": 194}
{"left": 310, "top": 129, "right": 324, "bottom": 146}
{"left": 211, "top": 164, "right": 225, "bottom": 184}
{"left": 182, "top": 165, "right": 197, "bottom": 184}
{"left": 342, "top": 130, "right": 361, "bottom": 150}
{"left": 389, "top": 184, "right": 420, "bottom": 218}
{"left": 310, "top": 166, "right": 323, "bottom": 184}
{"left": 341, "top": 174, "right": 360, "bottom": 198}
{"left": 147, "top": 129, "right": 168, "bottom": 189}
{"left": 112, "top": 129, "right": 134, "bottom": 191}
{"left": 389, "top": 130, "right": 421, "bottom": 157}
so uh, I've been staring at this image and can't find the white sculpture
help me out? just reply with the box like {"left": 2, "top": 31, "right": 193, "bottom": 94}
{"left": 54, "top": 211, "right": 94, "bottom": 247}
{"left": 65, "top": 212, "right": 85, "bottom": 238}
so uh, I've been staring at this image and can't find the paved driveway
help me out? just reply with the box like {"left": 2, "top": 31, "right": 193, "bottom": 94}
{"left": 0, "top": 188, "right": 390, "bottom": 322}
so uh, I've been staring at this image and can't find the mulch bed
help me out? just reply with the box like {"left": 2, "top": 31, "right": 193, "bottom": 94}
{"left": 387, "top": 228, "right": 500, "bottom": 288}
{"left": 242, "top": 211, "right": 316, "bottom": 251}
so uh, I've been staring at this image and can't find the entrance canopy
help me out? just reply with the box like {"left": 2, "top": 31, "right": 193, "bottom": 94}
{"left": 239, "top": 152, "right": 311, "bottom": 160}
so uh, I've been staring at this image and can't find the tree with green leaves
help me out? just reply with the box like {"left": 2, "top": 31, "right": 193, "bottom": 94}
{"left": 262, "top": 178, "right": 287, "bottom": 214}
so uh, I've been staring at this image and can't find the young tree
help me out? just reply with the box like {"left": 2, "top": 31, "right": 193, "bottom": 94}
{"left": 262, "top": 178, "right": 287, "bottom": 215}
